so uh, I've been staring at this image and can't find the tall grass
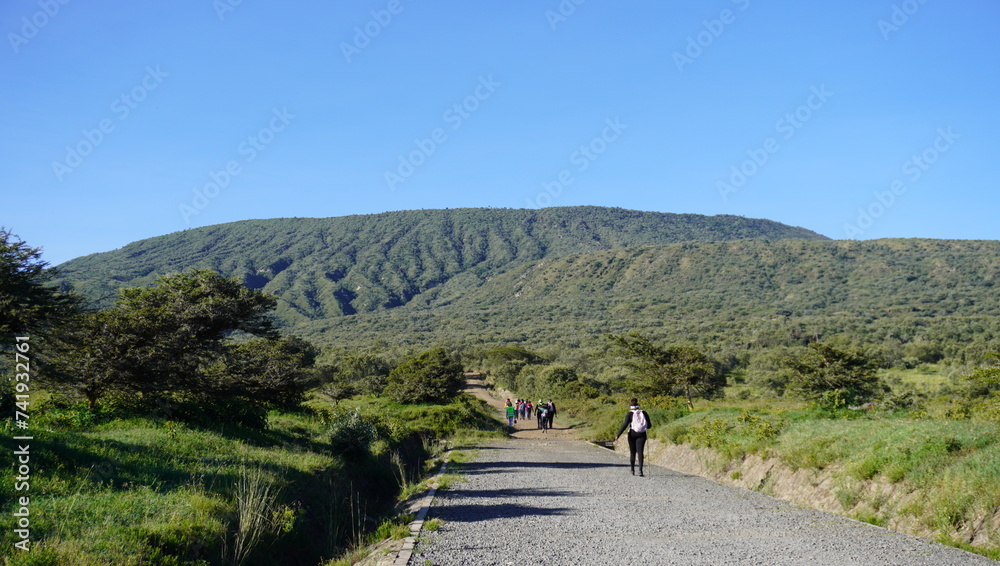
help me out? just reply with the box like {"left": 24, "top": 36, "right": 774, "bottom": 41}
{"left": 226, "top": 466, "right": 281, "bottom": 566}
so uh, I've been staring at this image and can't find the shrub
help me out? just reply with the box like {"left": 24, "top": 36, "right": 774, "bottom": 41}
{"left": 384, "top": 348, "right": 463, "bottom": 404}
{"left": 784, "top": 343, "right": 887, "bottom": 407}
{"left": 327, "top": 409, "right": 383, "bottom": 456}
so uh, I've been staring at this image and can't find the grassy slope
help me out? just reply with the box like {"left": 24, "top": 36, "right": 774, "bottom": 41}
{"left": 0, "top": 395, "right": 505, "bottom": 566}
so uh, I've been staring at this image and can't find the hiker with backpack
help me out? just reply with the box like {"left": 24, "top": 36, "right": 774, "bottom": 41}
{"left": 615, "top": 398, "right": 652, "bottom": 476}
{"left": 536, "top": 400, "right": 548, "bottom": 431}
{"left": 546, "top": 399, "right": 556, "bottom": 430}
{"left": 505, "top": 399, "right": 516, "bottom": 427}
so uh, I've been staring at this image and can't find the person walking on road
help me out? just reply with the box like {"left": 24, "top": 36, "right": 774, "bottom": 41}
{"left": 505, "top": 399, "right": 516, "bottom": 427}
{"left": 546, "top": 399, "right": 556, "bottom": 430}
{"left": 615, "top": 398, "right": 652, "bottom": 476}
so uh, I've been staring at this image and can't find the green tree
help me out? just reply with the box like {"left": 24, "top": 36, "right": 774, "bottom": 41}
{"left": 47, "top": 309, "right": 135, "bottom": 407}
{"left": 337, "top": 352, "right": 392, "bottom": 396}
{"left": 384, "top": 347, "right": 464, "bottom": 404}
{"left": 484, "top": 345, "right": 542, "bottom": 367}
{"left": 607, "top": 333, "right": 724, "bottom": 409}
{"left": 963, "top": 353, "right": 1000, "bottom": 422}
{"left": 0, "top": 228, "right": 80, "bottom": 338}
{"left": 783, "top": 342, "right": 885, "bottom": 407}
{"left": 963, "top": 353, "right": 1000, "bottom": 397}
{"left": 46, "top": 269, "right": 279, "bottom": 407}
{"left": 209, "top": 337, "right": 320, "bottom": 410}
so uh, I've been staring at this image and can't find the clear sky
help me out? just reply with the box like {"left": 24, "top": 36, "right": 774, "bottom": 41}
{"left": 2, "top": 0, "right": 998, "bottom": 266}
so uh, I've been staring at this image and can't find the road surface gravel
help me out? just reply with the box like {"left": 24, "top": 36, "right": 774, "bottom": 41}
{"left": 412, "top": 436, "right": 996, "bottom": 566}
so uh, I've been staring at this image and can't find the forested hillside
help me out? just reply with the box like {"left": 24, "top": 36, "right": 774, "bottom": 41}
{"left": 53, "top": 207, "right": 1000, "bottom": 361}
{"left": 287, "top": 238, "right": 1000, "bottom": 361}
{"left": 54, "top": 206, "right": 826, "bottom": 322}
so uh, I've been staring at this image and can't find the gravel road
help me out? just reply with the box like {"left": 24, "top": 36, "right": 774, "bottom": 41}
{"left": 411, "top": 436, "right": 996, "bottom": 566}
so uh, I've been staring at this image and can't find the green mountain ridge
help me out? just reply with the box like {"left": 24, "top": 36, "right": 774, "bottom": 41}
{"left": 55, "top": 206, "right": 1000, "bottom": 358}
{"left": 55, "top": 206, "right": 826, "bottom": 322}
{"left": 284, "top": 238, "right": 1000, "bottom": 355}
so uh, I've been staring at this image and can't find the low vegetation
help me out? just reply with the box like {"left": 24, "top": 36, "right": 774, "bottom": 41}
{"left": 0, "top": 393, "right": 504, "bottom": 565}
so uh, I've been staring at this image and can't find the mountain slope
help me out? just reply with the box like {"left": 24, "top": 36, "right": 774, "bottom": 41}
{"left": 284, "top": 237, "right": 1000, "bottom": 353}
{"left": 55, "top": 206, "right": 827, "bottom": 322}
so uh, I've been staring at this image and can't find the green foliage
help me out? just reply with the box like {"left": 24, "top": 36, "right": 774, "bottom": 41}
{"left": 209, "top": 337, "right": 320, "bottom": 410}
{"left": 42, "top": 270, "right": 316, "bottom": 427}
{"left": 326, "top": 407, "right": 384, "bottom": 456}
{"left": 0, "top": 227, "right": 80, "bottom": 338}
{"left": 45, "top": 269, "right": 280, "bottom": 408}
{"left": 607, "top": 333, "right": 725, "bottom": 409}
{"left": 47, "top": 211, "right": 1000, "bottom": 370}
{"left": 54, "top": 207, "right": 826, "bottom": 318}
{"left": 336, "top": 352, "right": 392, "bottom": 396}
{"left": 384, "top": 348, "right": 464, "bottom": 404}
{"left": 493, "top": 359, "right": 530, "bottom": 391}
{"left": 483, "top": 345, "right": 543, "bottom": 368}
{"left": 784, "top": 343, "right": 886, "bottom": 408}
{"left": 959, "top": 354, "right": 1000, "bottom": 424}
{"left": 0, "top": 389, "right": 502, "bottom": 565}
{"left": 538, "top": 364, "right": 577, "bottom": 386}
{"left": 963, "top": 353, "right": 1000, "bottom": 397}
{"left": 744, "top": 346, "right": 805, "bottom": 396}
{"left": 663, "top": 409, "right": 788, "bottom": 459}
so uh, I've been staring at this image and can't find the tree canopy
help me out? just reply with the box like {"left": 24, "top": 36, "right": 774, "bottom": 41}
{"left": 607, "top": 333, "right": 725, "bottom": 409}
{"left": 0, "top": 227, "right": 79, "bottom": 338}
{"left": 384, "top": 347, "right": 464, "bottom": 404}
{"left": 783, "top": 342, "right": 886, "bottom": 407}
{"left": 45, "top": 269, "right": 312, "bottom": 420}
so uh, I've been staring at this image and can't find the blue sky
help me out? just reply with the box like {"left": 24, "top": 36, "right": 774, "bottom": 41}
{"left": 2, "top": 0, "right": 998, "bottom": 266}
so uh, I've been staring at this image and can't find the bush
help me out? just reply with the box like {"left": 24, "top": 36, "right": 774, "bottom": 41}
{"left": 327, "top": 408, "right": 383, "bottom": 456}
{"left": 384, "top": 348, "right": 463, "bottom": 404}
{"left": 784, "top": 343, "right": 887, "bottom": 407}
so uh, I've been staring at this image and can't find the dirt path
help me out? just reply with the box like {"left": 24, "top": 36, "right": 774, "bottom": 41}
{"left": 462, "top": 372, "right": 577, "bottom": 440}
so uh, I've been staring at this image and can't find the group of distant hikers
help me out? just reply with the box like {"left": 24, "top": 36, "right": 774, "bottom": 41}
{"left": 504, "top": 396, "right": 652, "bottom": 476}
{"left": 503, "top": 398, "right": 556, "bottom": 433}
